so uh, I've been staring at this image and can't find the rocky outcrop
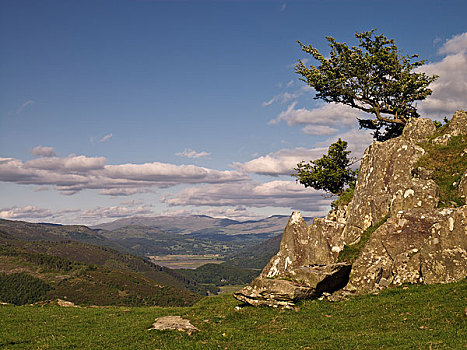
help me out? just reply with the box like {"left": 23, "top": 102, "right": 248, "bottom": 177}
{"left": 346, "top": 206, "right": 467, "bottom": 292}
{"left": 233, "top": 212, "right": 351, "bottom": 308}
{"left": 234, "top": 112, "right": 467, "bottom": 307}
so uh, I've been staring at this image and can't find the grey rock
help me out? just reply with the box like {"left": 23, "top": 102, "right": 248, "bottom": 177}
{"left": 446, "top": 110, "right": 467, "bottom": 136}
{"left": 412, "top": 167, "right": 435, "bottom": 180}
{"left": 402, "top": 117, "right": 435, "bottom": 143}
{"left": 459, "top": 171, "right": 467, "bottom": 203}
{"left": 347, "top": 206, "right": 467, "bottom": 292}
{"left": 148, "top": 316, "right": 198, "bottom": 335}
{"left": 234, "top": 263, "right": 351, "bottom": 308}
{"left": 234, "top": 111, "right": 466, "bottom": 307}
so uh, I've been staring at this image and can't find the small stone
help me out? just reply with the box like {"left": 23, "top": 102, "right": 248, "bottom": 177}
{"left": 56, "top": 299, "right": 78, "bottom": 307}
{"left": 148, "top": 316, "right": 198, "bottom": 335}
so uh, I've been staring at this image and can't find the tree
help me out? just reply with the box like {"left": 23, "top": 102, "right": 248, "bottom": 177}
{"left": 295, "top": 30, "right": 438, "bottom": 141}
{"left": 292, "top": 139, "right": 357, "bottom": 195}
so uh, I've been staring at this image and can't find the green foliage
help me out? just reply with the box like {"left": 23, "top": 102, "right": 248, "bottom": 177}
{"left": 0, "top": 279, "right": 465, "bottom": 349}
{"left": 338, "top": 214, "right": 389, "bottom": 263}
{"left": 416, "top": 134, "right": 466, "bottom": 207}
{"left": 293, "top": 138, "right": 357, "bottom": 195}
{"left": 0, "top": 272, "right": 52, "bottom": 305}
{"left": 179, "top": 263, "right": 258, "bottom": 290}
{"left": 296, "top": 30, "right": 438, "bottom": 141}
{"left": 331, "top": 187, "right": 355, "bottom": 209}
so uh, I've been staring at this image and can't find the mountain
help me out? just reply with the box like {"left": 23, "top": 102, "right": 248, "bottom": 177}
{"left": 0, "top": 219, "right": 127, "bottom": 252}
{"left": 93, "top": 214, "right": 304, "bottom": 237}
{"left": 91, "top": 215, "right": 312, "bottom": 258}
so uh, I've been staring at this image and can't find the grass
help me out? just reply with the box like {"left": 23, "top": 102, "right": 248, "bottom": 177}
{"left": 331, "top": 187, "right": 355, "bottom": 210}
{"left": 337, "top": 215, "right": 389, "bottom": 263}
{"left": 416, "top": 133, "right": 466, "bottom": 208}
{"left": 0, "top": 279, "right": 465, "bottom": 349}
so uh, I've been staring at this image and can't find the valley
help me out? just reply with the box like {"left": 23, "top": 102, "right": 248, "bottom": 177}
{"left": 0, "top": 214, "right": 297, "bottom": 306}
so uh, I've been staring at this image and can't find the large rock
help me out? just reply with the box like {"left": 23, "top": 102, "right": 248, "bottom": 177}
{"left": 347, "top": 206, "right": 467, "bottom": 292}
{"left": 446, "top": 110, "right": 467, "bottom": 136}
{"left": 342, "top": 119, "right": 438, "bottom": 245}
{"left": 234, "top": 263, "right": 351, "bottom": 308}
{"left": 233, "top": 212, "right": 351, "bottom": 307}
{"left": 432, "top": 110, "right": 467, "bottom": 145}
{"left": 234, "top": 112, "right": 466, "bottom": 307}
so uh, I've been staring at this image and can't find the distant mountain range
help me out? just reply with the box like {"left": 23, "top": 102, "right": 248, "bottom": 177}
{"left": 92, "top": 214, "right": 304, "bottom": 236}
{"left": 91, "top": 214, "right": 312, "bottom": 258}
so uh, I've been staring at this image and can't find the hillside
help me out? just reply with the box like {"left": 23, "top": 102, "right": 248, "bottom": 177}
{"left": 0, "top": 219, "right": 127, "bottom": 252}
{"left": 0, "top": 279, "right": 465, "bottom": 349}
{"left": 0, "top": 224, "right": 208, "bottom": 306}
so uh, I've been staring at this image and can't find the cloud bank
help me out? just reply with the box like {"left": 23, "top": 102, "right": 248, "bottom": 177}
{"left": 0, "top": 154, "right": 247, "bottom": 196}
{"left": 418, "top": 32, "right": 467, "bottom": 117}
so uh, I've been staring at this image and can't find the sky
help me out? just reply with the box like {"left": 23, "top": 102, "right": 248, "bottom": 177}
{"left": 0, "top": 0, "right": 466, "bottom": 225}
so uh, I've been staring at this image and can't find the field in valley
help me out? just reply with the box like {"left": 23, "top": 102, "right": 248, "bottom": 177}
{"left": 148, "top": 254, "right": 225, "bottom": 269}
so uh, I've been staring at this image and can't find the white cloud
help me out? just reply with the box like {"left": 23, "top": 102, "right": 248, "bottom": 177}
{"left": 25, "top": 155, "right": 106, "bottom": 172}
{"left": 0, "top": 206, "right": 52, "bottom": 219}
{"left": 161, "top": 206, "right": 263, "bottom": 221}
{"left": 418, "top": 32, "right": 467, "bottom": 117}
{"left": 99, "top": 133, "right": 113, "bottom": 143}
{"left": 161, "top": 180, "right": 332, "bottom": 214}
{"left": 0, "top": 202, "right": 156, "bottom": 225}
{"left": 270, "top": 102, "right": 363, "bottom": 128}
{"left": 30, "top": 146, "right": 56, "bottom": 158}
{"left": 233, "top": 147, "right": 327, "bottom": 176}
{"left": 176, "top": 148, "right": 211, "bottom": 159}
{"left": 438, "top": 32, "right": 467, "bottom": 55}
{"left": 0, "top": 154, "right": 248, "bottom": 196}
{"left": 16, "top": 100, "right": 34, "bottom": 115}
{"left": 263, "top": 86, "right": 311, "bottom": 106}
{"left": 302, "top": 125, "right": 339, "bottom": 136}
{"left": 80, "top": 205, "right": 153, "bottom": 219}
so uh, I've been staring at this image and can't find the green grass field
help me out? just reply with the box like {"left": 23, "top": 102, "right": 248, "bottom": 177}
{"left": 1, "top": 279, "right": 466, "bottom": 349}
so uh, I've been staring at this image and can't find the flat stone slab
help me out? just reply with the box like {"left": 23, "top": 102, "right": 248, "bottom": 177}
{"left": 148, "top": 316, "right": 198, "bottom": 335}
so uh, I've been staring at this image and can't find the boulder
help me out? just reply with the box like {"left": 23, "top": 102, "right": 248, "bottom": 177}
{"left": 402, "top": 117, "right": 435, "bottom": 143}
{"left": 234, "top": 212, "right": 351, "bottom": 307}
{"left": 342, "top": 120, "right": 438, "bottom": 245}
{"left": 432, "top": 110, "right": 467, "bottom": 145}
{"left": 446, "top": 110, "right": 467, "bottom": 136}
{"left": 148, "top": 316, "right": 198, "bottom": 335}
{"left": 234, "top": 263, "right": 351, "bottom": 308}
{"left": 347, "top": 206, "right": 467, "bottom": 293}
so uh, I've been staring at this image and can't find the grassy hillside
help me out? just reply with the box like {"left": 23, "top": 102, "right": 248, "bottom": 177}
{"left": 0, "top": 219, "right": 127, "bottom": 252}
{"left": 226, "top": 233, "right": 282, "bottom": 270}
{"left": 0, "top": 241, "right": 201, "bottom": 307}
{"left": 0, "top": 279, "right": 465, "bottom": 349}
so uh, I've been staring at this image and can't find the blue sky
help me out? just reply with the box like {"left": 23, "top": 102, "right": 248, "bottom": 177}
{"left": 1, "top": 0, "right": 466, "bottom": 224}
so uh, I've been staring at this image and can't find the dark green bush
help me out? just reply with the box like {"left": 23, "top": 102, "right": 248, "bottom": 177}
{"left": 0, "top": 272, "right": 52, "bottom": 305}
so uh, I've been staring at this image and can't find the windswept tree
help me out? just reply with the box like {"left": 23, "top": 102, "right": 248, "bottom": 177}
{"left": 293, "top": 139, "right": 357, "bottom": 195}
{"left": 295, "top": 30, "right": 438, "bottom": 141}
